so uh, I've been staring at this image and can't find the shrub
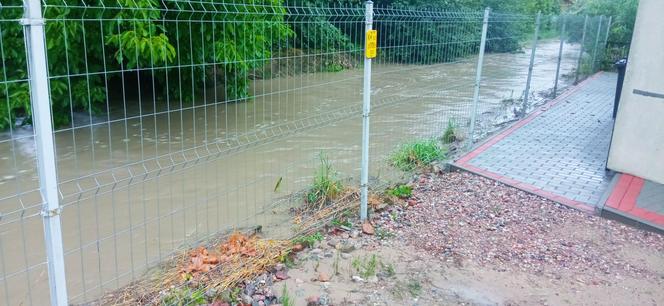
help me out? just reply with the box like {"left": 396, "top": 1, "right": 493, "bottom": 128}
{"left": 1, "top": 0, "right": 293, "bottom": 129}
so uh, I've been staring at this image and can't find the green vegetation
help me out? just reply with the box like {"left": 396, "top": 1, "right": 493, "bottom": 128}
{"left": 333, "top": 251, "right": 340, "bottom": 275}
{"left": 159, "top": 287, "right": 207, "bottom": 306}
{"left": 390, "top": 140, "right": 446, "bottom": 171}
{"left": 3, "top": 0, "right": 584, "bottom": 130}
{"left": 442, "top": 120, "right": 457, "bottom": 144}
{"left": 387, "top": 184, "right": 413, "bottom": 199}
{"left": 1, "top": 0, "right": 293, "bottom": 130}
{"left": 292, "top": 232, "right": 324, "bottom": 248}
{"left": 306, "top": 154, "right": 344, "bottom": 207}
{"left": 222, "top": 287, "right": 244, "bottom": 305}
{"left": 279, "top": 252, "right": 296, "bottom": 268}
{"left": 573, "top": 0, "right": 638, "bottom": 69}
{"left": 381, "top": 262, "right": 396, "bottom": 277}
{"left": 574, "top": 0, "right": 636, "bottom": 44}
{"left": 352, "top": 254, "right": 378, "bottom": 278}
{"left": 331, "top": 217, "right": 353, "bottom": 228}
{"left": 407, "top": 279, "right": 422, "bottom": 297}
{"left": 280, "top": 284, "right": 294, "bottom": 306}
{"left": 375, "top": 225, "right": 395, "bottom": 240}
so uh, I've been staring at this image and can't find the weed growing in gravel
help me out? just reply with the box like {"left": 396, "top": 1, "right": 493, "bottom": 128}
{"left": 330, "top": 217, "right": 352, "bottom": 228}
{"left": 375, "top": 227, "right": 395, "bottom": 240}
{"left": 280, "top": 284, "right": 294, "bottom": 306}
{"left": 292, "top": 232, "right": 323, "bottom": 248}
{"left": 390, "top": 140, "right": 446, "bottom": 171}
{"left": 306, "top": 154, "right": 344, "bottom": 207}
{"left": 160, "top": 287, "right": 206, "bottom": 306}
{"left": 334, "top": 251, "right": 341, "bottom": 275}
{"left": 442, "top": 120, "right": 457, "bottom": 144}
{"left": 352, "top": 254, "right": 378, "bottom": 278}
{"left": 280, "top": 254, "right": 296, "bottom": 268}
{"left": 388, "top": 184, "right": 413, "bottom": 198}
{"left": 407, "top": 279, "right": 422, "bottom": 297}
{"left": 381, "top": 262, "right": 396, "bottom": 277}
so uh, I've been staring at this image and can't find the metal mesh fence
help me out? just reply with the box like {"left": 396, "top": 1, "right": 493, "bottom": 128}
{"left": 0, "top": 0, "right": 613, "bottom": 304}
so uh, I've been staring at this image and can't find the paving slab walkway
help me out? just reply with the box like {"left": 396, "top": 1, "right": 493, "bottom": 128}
{"left": 456, "top": 72, "right": 617, "bottom": 212}
{"left": 455, "top": 72, "right": 664, "bottom": 231}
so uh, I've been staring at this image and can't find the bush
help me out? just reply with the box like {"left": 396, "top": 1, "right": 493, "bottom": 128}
{"left": 1, "top": 0, "right": 292, "bottom": 129}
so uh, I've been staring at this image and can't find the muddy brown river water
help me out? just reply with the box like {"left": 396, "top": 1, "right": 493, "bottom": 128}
{"left": 0, "top": 41, "right": 581, "bottom": 304}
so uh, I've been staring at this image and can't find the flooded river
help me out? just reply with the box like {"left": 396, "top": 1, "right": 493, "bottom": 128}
{"left": 0, "top": 40, "right": 581, "bottom": 304}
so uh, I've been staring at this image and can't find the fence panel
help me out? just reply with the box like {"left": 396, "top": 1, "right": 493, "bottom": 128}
{"left": 573, "top": 15, "right": 610, "bottom": 82}
{"left": 367, "top": 8, "right": 484, "bottom": 185}
{"left": 0, "top": 0, "right": 614, "bottom": 304}
{"left": 465, "top": 12, "right": 536, "bottom": 142}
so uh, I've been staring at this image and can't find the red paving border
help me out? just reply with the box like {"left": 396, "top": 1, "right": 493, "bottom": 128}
{"left": 455, "top": 73, "right": 606, "bottom": 214}
{"left": 605, "top": 174, "right": 664, "bottom": 226}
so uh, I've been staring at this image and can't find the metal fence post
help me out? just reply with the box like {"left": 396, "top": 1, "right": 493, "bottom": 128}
{"left": 602, "top": 16, "right": 612, "bottom": 49}
{"left": 553, "top": 15, "right": 566, "bottom": 98}
{"left": 599, "top": 16, "right": 613, "bottom": 67}
{"left": 360, "top": 0, "right": 373, "bottom": 221}
{"left": 467, "top": 8, "right": 490, "bottom": 150}
{"left": 521, "top": 11, "right": 541, "bottom": 116}
{"left": 591, "top": 15, "right": 603, "bottom": 73}
{"left": 575, "top": 15, "right": 589, "bottom": 84}
{"left": 22, "top": 0, "right": 69, "bottom": 304}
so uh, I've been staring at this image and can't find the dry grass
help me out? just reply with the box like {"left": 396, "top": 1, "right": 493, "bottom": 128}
{"left": 95, "top": 188, "right": 365, "bottom": 305}
{"left": 293, "top": 188, "right": 360, "bottom": 236}
{"left": 96, "top": 233, "right": 290, "bottom": 306}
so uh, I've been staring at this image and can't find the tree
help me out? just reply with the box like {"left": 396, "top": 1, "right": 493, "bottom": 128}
{"left": 0, "top": 0, "right": 292, "bottom": 129}
{"left": 573, "top": 0, "right": 637, "bottom": 44}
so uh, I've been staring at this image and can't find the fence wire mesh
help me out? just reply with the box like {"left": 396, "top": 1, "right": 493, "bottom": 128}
{"left": 0, "top": 0, "right": 613, "bottom": 304}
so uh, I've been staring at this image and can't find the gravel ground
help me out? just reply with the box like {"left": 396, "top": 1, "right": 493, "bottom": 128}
{"left": 260, "top": 170, "right": 664, "bottom": 305}
{"left": 375, "top": 170, "right": 664, "bottom": 285}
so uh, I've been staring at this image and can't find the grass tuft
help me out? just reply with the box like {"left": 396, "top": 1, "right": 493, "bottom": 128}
{"left": 407, "top": 279, "right": 422, "bottom": 297}
{"left": 387, "top": 184, "right": 412, "bottom": 198}
{"left": 159, "top": 287, "right": 206, "bottom": 306}
{"left": 442, "top": 120, "right": 457, "bottom": 144}
{"left": 390, "top": 140, "right": 446, "bottom": 171}
{"left": 280, "top": 284, "right": 294, "bottom": 306}
{"left": 292, "top": 232, "right": 323, "bottom": 248}
{"left": 306, "top": 154, "right": 343, "bottom": 207}
{"left": 352, "top": 254, "right": 378, "bottom": 278}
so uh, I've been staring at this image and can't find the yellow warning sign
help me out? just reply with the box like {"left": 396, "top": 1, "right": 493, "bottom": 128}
{"left": 365, "top": 30, "right": 377, "bottom": 59}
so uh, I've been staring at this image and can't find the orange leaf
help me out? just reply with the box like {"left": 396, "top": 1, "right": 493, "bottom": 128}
{"left": 205, "top": 256, "right": 220, "bottom": 264}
